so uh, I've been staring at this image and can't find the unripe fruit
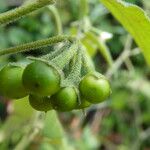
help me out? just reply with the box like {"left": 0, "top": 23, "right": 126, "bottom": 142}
{"left": 22, "top": 61, "right": 60, "bottom": 96}
{"left": 51, "top": 87, "right": 78, "bottom": 112}
{"left": 79, "top": 72, "right": 111, "bottom": 104}
{"left": 0, "top": 65, "right": 28, "bottom": 99}
{"left": 29, "top": 94, "right": 52, "bottom": 112}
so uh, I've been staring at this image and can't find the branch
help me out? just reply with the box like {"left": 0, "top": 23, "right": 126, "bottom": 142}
{"left": 0, "top": 35, "right": 74, "bottom": 56}
{"left": 0, "top": 0, "right": 55, "bottom": 25}
{"left": 48, "top": 6, "right": 63, "bottom": 35}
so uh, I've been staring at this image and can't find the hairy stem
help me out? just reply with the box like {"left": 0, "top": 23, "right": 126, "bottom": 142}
{"left": 0, "top": 35, "right": 74, "bottom": 56}
{"left": 0, "top": 0, "right": 55, "bottom": 25}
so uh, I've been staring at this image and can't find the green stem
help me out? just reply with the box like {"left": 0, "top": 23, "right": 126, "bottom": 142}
{"left": 0, "top": 0, "right": 55, "bottom": 25}
{"left": 86, "top": 31, "right": 113, "bottom": 67}
{"left": 0, "top": 35, "right": 74, "bottom": 56}
{"left": 80, "top": 0, "right": 89, "bottom": 19}
{"left": 48, "top": 6, "right": 63, "bottom": 35}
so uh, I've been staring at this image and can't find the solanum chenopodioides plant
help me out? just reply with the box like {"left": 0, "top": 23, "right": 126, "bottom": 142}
{"left": 0, "top": 0, "right": 111, "bottom": 112}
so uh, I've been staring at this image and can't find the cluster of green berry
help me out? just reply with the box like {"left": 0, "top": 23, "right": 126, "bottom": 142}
{"left": 0, "top": 43, "right": 111, "bottom": 112}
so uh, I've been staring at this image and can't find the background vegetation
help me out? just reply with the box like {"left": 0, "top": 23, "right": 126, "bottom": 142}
{"left": 0, "top": 0, "right": 149, "bottom": 150}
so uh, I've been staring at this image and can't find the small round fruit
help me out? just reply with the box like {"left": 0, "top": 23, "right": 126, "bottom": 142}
{"left": 76, "top": 99, "right": 91, "bottom": 109}
{"left": 79, "top": 72, "right": 111, "bottom": 104}
{"left": 29, "top": 95, "right": 52, "bottom": 112}
{"left": 51, "top": 87, "right": 78, "bottom": 112}
{"left": 0, "top": 65, "right": 28, "bottom": 99}
{"left": 22, "top": 61, "right": 60, "bottom": 96}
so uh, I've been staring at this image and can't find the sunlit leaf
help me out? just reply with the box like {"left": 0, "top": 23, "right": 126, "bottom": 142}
{"left": 100, "top": 0, "right": 150, "bottom": 65}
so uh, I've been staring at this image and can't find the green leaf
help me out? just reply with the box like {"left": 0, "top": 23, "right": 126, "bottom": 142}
{"left": 42, "top": 111, "right": 73, "bottom": 150}
{"left": 100, "top": 0, "right": 150, "bottom": 65}
{"left": 43, "top": 110, "right": 64, "bottom": 139}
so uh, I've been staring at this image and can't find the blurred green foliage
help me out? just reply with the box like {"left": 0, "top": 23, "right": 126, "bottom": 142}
{"left": 0, "top": 0, "right": 149, "bottom": 150}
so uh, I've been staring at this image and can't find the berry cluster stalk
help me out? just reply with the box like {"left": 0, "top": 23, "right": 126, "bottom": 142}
{"left": 0, "top": 35, "right": 74, "bottom": 56}
{"left": 0, "top": 0, "right": 55, "bottom": 25}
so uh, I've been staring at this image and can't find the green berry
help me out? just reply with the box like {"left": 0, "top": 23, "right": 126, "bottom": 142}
{"left": 29, "top": 94, "right": 52, "bottom": 112}
{"left": 22, "top": 61, "right": 60, "bottom": 96}
{"left": 0, "top": 64, "right": 28, "bottom": 99}
{"left": 51, "top": 87, "right": 78, "bottom": 112}
{"left": 79, "top": 72, "right": 111, "bottom": 104}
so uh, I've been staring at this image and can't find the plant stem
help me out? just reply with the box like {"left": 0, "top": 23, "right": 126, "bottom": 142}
{"left": 0, "top": 35, "right": 74, "bottom": 56}
{"left": 0, "top": 0, "right": 55, "bottom": 25}
{"left": 86, "top": 31, "right": 113, "bottom": 67}
{"left": 48, "top": 6, "right": 63, "bottom": 35}
{"left": 80, "top": 0, "right": 89, "bottom": 19}
{"left": 106, "top": 35, "right": 133, "bottom": 78}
